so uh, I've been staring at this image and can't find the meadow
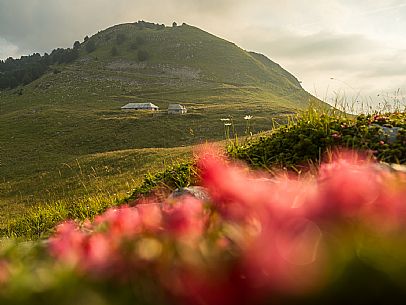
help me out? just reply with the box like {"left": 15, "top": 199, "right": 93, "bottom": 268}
{"left": 2, "top": 106, "right": 406, "bottom": 239}
{"left": 1, "top": 107, "right": 406, "bottom": 304}
{"left": 1, "top": 24, "right": 315, "bottom": 230}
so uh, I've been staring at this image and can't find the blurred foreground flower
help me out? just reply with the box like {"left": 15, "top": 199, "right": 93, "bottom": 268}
{"left": 44, "top": 148, "right": 406, "bottom": 305}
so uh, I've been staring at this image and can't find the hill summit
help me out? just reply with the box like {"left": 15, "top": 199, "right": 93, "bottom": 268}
{"left": 0, "top": 21, "right": 325, "bottom": 210}
{"left": 79, "top": 21, "right": 303, "bottom": 94}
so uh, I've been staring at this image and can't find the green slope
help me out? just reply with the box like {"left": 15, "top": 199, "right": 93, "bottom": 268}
{"left": 85, "top": 23, "right": 302, "bottom": 89}
{"left": 0, "top": 21, "right": 326, "bottom": 216}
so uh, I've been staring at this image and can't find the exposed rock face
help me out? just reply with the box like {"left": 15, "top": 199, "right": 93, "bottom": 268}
{"left": 371, "top": 124, "right": 403, "bottom": 144}
{"left": 168, "top": 186, "right": 210, "bottom": 201}
{"left": 376, "top": 162, "right": 406, "bottom": 174}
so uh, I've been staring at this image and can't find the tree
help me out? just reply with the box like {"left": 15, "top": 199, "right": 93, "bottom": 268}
{"left": 172, "top": 22, "right": 177, "bottom": 27}
{"left": 65, "top": 48, "right": 79, "bottom": 62}
{"left": 84, "top": 36, "right": 89, "bottom": 42}
{"left": 8, "top": 76, "right": 18, "bottom": 88}
{"left": 22, "top": 72, "right": 33, "bottom": 85}
{"left": 85, "top": 40, "right": 96, "bottom": 53}
{"left": 41, "top": 53, "right": 50, "bottom": 65}
{"left": 73, "top": 41, "right": 80, "bottom": 49}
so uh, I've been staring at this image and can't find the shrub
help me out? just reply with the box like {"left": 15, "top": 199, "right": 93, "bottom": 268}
{"left": 85, "top": 40, "right": 96, "bottom": 53}
{"left": 129, "top": 161, "right": 197, "bottom": 200}
{"left": 229, "top": 110, "right": 406, "bottom": 169}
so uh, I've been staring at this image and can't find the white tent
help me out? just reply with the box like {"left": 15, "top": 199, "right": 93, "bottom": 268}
{"left": 121, "top": 103, "right": 159, "bottom": 111}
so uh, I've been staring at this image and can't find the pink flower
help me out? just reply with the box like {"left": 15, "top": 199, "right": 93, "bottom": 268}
{"left": 198, "top": 149, "right": 273, "bottom": 222}
{"left": 163, "top": 197, "right": 205, "bottom": 239}
{"left": 49, "top": 221, "right": 85, "bottom": 266}
{"left": 314, "top": 157, "right": 381, "bottom": 219}
{"left": 95, "top": 206, "right": 141, "bottom": 237}
{"left": 136, "top": 203, "right": 162, "bottom": 232}
{"left": 47, "top": 147, "right": 406, "bottom": 304}
{"left": 0, "top": 260, "right": 10, "bottom": 285}
{"left": 81, "top": 233, "right": 112, "bottom": 272}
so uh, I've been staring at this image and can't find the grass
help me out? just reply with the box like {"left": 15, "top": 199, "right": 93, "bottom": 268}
{"left": 229, "top": 109, "right": 406, "bottom": 169}
{"left": 0, "top": 146, "right": 193, "bottom": 238}
{"left": 0, "top": 194, "right": 122, "bottom": 239}
{"left": 0, "top": 22, "right": 327, "bottom": 238}
{"left": 0, "top": 25, "right": 324, "bottom": 228}
{"left": 129, "top": 108, "right": 406, "bottom": 209}
{"left": 2, "top": 107, "right": 406, "bottom": 239}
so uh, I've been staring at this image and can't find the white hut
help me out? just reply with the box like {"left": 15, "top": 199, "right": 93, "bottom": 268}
{"left": 121, "top": 103, "right": 159, "bottom": 111}
{"left": 168, "top": 104, "right": 187, "bottom": 114}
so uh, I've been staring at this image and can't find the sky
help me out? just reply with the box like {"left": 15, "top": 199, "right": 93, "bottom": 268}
{"left": 1, "top": 0, "right": 405, "bottom": 109}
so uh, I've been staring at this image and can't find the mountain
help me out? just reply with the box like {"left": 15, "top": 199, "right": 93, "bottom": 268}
{"left": 0, "top": 21, "right": 327, "bottom": 212}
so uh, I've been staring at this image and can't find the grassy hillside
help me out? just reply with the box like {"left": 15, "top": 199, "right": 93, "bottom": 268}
{"left": 0, "top": 21, "right": 325, "bottom": 220}
{"left": 4, "top": 110, "right": 406, "bottom": 239}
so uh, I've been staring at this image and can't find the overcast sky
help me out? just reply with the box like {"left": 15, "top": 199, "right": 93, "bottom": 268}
{"left": 1, "top": 0, "right": 405, "bottom": 109}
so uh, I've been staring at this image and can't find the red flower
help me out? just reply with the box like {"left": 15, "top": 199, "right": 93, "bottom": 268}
{"left": 163, "top": 196, "right": 206, "bottom": 239}
{"left": 48, "top": 147, "right": 406, "bottom": 304}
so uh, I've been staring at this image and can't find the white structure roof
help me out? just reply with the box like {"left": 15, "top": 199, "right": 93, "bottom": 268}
{"left": 168, "top": 104, "right": 186, "bottom": 110}
{"left": 121, "top": 103, "right": 159, "bottom": 110}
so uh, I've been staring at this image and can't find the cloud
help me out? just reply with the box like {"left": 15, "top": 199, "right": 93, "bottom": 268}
{"left": 239, "top": 29, "right": 376, "bottom": 59}
{"left": 0, "top": 0, "right": 405, "bottom": 107}
{"left": 0, "top": 0, "right": 245, "bottom": 54}
{"left": 225, "top": 20, "right": 406, "bottom": 102}
{"left": 0, "top": 38, "right": 20, "bottom": 59}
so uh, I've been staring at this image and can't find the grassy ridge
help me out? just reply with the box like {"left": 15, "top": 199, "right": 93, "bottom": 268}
{"left": 85, "top": 23, "right": 303, "bottom": 90}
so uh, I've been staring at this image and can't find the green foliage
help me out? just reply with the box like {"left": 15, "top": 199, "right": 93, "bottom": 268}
{"left": 129, "top": 161, "right": 198, "bottom": 200}
{"left": 73, "top": 40, "right": 80, "bottom": 49}
{"left": 134, "top": 20, "right": 165, "bottom": 30}
{"left": 228, "top": 110, "right": 406, "bottom": 169}
{"left": 1, "top": 194, "right": 122, "bottom": 239}
{"left": 49, "top": 48, "right": 79, "bottom": 64}
{"left": 129, "top": 110, "right": 406, "bottom": 203}
{"left": 0, "top": 146, "right": 192, "bottom": 239}
{"left": 85, "top": 40, "right": 96, "bottom": 53}
{"left": 0, "top": 48, "right": 79, "bottom": 90}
